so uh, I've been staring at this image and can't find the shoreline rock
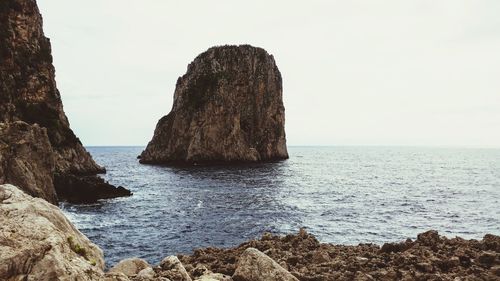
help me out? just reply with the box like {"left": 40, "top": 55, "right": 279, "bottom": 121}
{"left": 140, "top": 45, "right": 288, "bottom": 165}
{"left": 0, "top": 184, "right": 105, "bottom": 280}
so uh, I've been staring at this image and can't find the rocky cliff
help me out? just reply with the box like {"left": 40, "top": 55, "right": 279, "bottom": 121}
{"left": 0, "top": 0, "right": 131, "bottom": 203}
{"left": 0, "top": 0, "right": 103, "bottom": 175}
{"left": 140, "top": 45, "right": 288, "bottom": 164}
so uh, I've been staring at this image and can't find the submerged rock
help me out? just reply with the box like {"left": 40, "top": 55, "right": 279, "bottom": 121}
{"left": 140, "top": 45, "right": 288, "bottom": 164}
{"left": 0, "top": 184, "right": 105, "bottom": 280}
{"left": 0, "top": 121, "right": 57, "bottom": 204}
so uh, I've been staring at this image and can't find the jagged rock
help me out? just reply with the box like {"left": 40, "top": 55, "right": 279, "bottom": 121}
{"left": 0, "top": 121, "right": 57, "bottom": 204}
{"left": 54, "top": 173, "right": 132, "bottom": 203}
{"left": 180, "top": 229, "right": 500, "bottom": 281}
{"left": 159, "top": 256, "right": 193, "bottom": 281}
{"left": 109, "top": 258, "right": 151, "bottom": 277}
{"left": 140, "top": 45, "right": 288, "bottom": 164}
{"left": 0, "top": 184, "right": 105, "bottom": 280}
{"left": 233, "top": 248, "right": 299, "bottom": 281}
{"left": 0, "top": 0, "right": 103, "bottom": 175}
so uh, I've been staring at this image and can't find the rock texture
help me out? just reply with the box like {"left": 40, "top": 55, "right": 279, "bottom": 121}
{"left": 0, "top": 0, "right": 103, "bottom": 175}
{"left": 140, "top": 45, "right": 288, "bottom": 164}
{"left": 0, "top": 184, "right": 105, "bottom": 280}
{"left": 0, "top": 0, "right": 131, "bottom": 203}
{"left": 179, "top": 229, "right": 500, "bottom": 281}
{"left": 233, "top": 248, "right": 299, "bottom": 281}
{"left": 0, "top": 121, "right": 57, "bottom": 203}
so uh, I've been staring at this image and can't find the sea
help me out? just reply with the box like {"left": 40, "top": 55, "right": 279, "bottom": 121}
{"left": 60, "top": 146, "right": 500, "bottom": 266}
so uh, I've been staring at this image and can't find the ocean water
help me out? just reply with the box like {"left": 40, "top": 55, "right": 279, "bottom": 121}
{"left": 61, "top": 146, "right": 500, "bottom": 266}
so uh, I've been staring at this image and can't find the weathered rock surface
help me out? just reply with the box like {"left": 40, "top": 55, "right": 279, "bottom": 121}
{"left": 0, "top": 0, "right": 131, "bottom": 203}
{"left": 233, "top": 248, "right": 298, "bottom": 281}
{"left": 0, "top": 0, "right": 103, "bottom": 175}
{"left": 0, "top": 121, "right": 57, "bottom": 204}
{"left": 109, "top": 258, "right": 151, "bottom": 278}
{"left": 159, "top": 256, "right": 193, "bottom": 281}
{"left": 54, "top": 173, "right": 132, "bottom": 203}
{"left": 0, "top": 184, "right": 105, "bottom": 280}
{"left": 179, "top": 229, "right": 500, "bottom": 281}
{"left": 140, "top": 45, "right": 288, "bottom": 164}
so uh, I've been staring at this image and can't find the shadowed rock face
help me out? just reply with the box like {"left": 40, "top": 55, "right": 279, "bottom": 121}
{"left": 0, "top": 0, "right": 103, "bottom": 175}
{"left": 140, "top": 45, "right": 288, "bottom": 164}
{"left": 0, "top": 121, "right": 57, "bottom": 204}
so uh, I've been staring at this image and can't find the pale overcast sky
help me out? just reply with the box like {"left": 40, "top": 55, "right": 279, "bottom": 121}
{"left": 38, "top": 0, "right": 500, "bottom": 147}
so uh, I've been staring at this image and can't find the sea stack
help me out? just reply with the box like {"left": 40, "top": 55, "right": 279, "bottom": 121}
{"left": 0, "top": 0, "right": 130, "bottom": 203}
{"left": 140, "top": 45, "right": 288, "bottom": 164}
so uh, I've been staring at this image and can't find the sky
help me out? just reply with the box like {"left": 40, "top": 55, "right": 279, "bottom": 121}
{"left": 37, "top": 0, "right": 500, "bottom": 147}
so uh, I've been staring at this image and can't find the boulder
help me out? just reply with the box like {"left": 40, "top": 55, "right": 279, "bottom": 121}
{"left": 109, "top": 257, "right": 151, "bottom": 277}
{"left": 159, "top": 256, "right": 193, "bottom": 281}
{"left": 0, "top": 121, "right": 57, "bottom": 204}
{"left": 0, "top": 184, "right": 105, "bottom": 280}
{"left": 233, "top": 248, "right": 298, "bottom": 281}
{"left": 140, "top": 45, "right": 288, "bottom": 164}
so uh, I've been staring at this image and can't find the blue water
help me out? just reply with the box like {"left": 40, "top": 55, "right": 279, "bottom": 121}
{"left": 60, "top": 146, "right": 500, "bottom": 266}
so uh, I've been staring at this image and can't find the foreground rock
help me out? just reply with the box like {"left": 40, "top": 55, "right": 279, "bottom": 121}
{"left": 140, "top": 45, "right": 288, "bottom": 165}
{"left": 179, "top": 229, "right": 500, "bottom": 281}
{"left": 0, "top": 0, "right": 131, "bottom": 203}
{"left": 0, "top": 121, "right": 57, "bottom": 204}
{"left": 233, "top": 248, "right": 298, "bottom": 281}
{"left": 0, "top": 184, "right": 105, "bottom": 280}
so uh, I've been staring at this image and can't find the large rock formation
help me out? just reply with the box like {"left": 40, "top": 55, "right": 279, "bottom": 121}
{"left": 0, "top": 0, "right": 103, "bottom": 175}
{"left": 0, "top": 0, "right": 131, "bottom": 202}
{"left": 140, "top": 45, "right": 288, "bottom": 164}
{"left": 0, "top": 184, "right": 105, "bottom": 280}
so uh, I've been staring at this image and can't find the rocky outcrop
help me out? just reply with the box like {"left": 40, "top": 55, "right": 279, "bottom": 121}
{"left": 0, "top": 184, "right": 105, "bottom": 280}
{"left": 179, "top": 229, "right": 500, "bottom": 281}
{"left": 0, "top": 121, "right": 57, "bottom": 203}
{"left": 0, "top": 0, "right": 103, "bottom": 175}
{"left": 140, "top": 45, "right": 288, "bottom": 164}
{"left": 0, "top": 0, "right": 131, "bottom": 203}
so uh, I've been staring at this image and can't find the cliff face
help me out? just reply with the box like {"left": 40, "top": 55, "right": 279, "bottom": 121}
{"left": 0, "top": 0, "right": 103, "bottom": 175}
{"left": 140, "top": 45, "right": 288, "bottom": 164}
{"left": 0, "top": 121, "right": 57, "bottom": 204}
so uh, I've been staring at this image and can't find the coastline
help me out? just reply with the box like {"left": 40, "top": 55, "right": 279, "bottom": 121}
{"left": 1, "top": 183, "right": 499, "bottom": 280}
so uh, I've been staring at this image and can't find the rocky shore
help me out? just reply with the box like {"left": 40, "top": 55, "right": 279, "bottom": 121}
{"left": 1, "top": 184, "right": 498, "bottom": 281}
